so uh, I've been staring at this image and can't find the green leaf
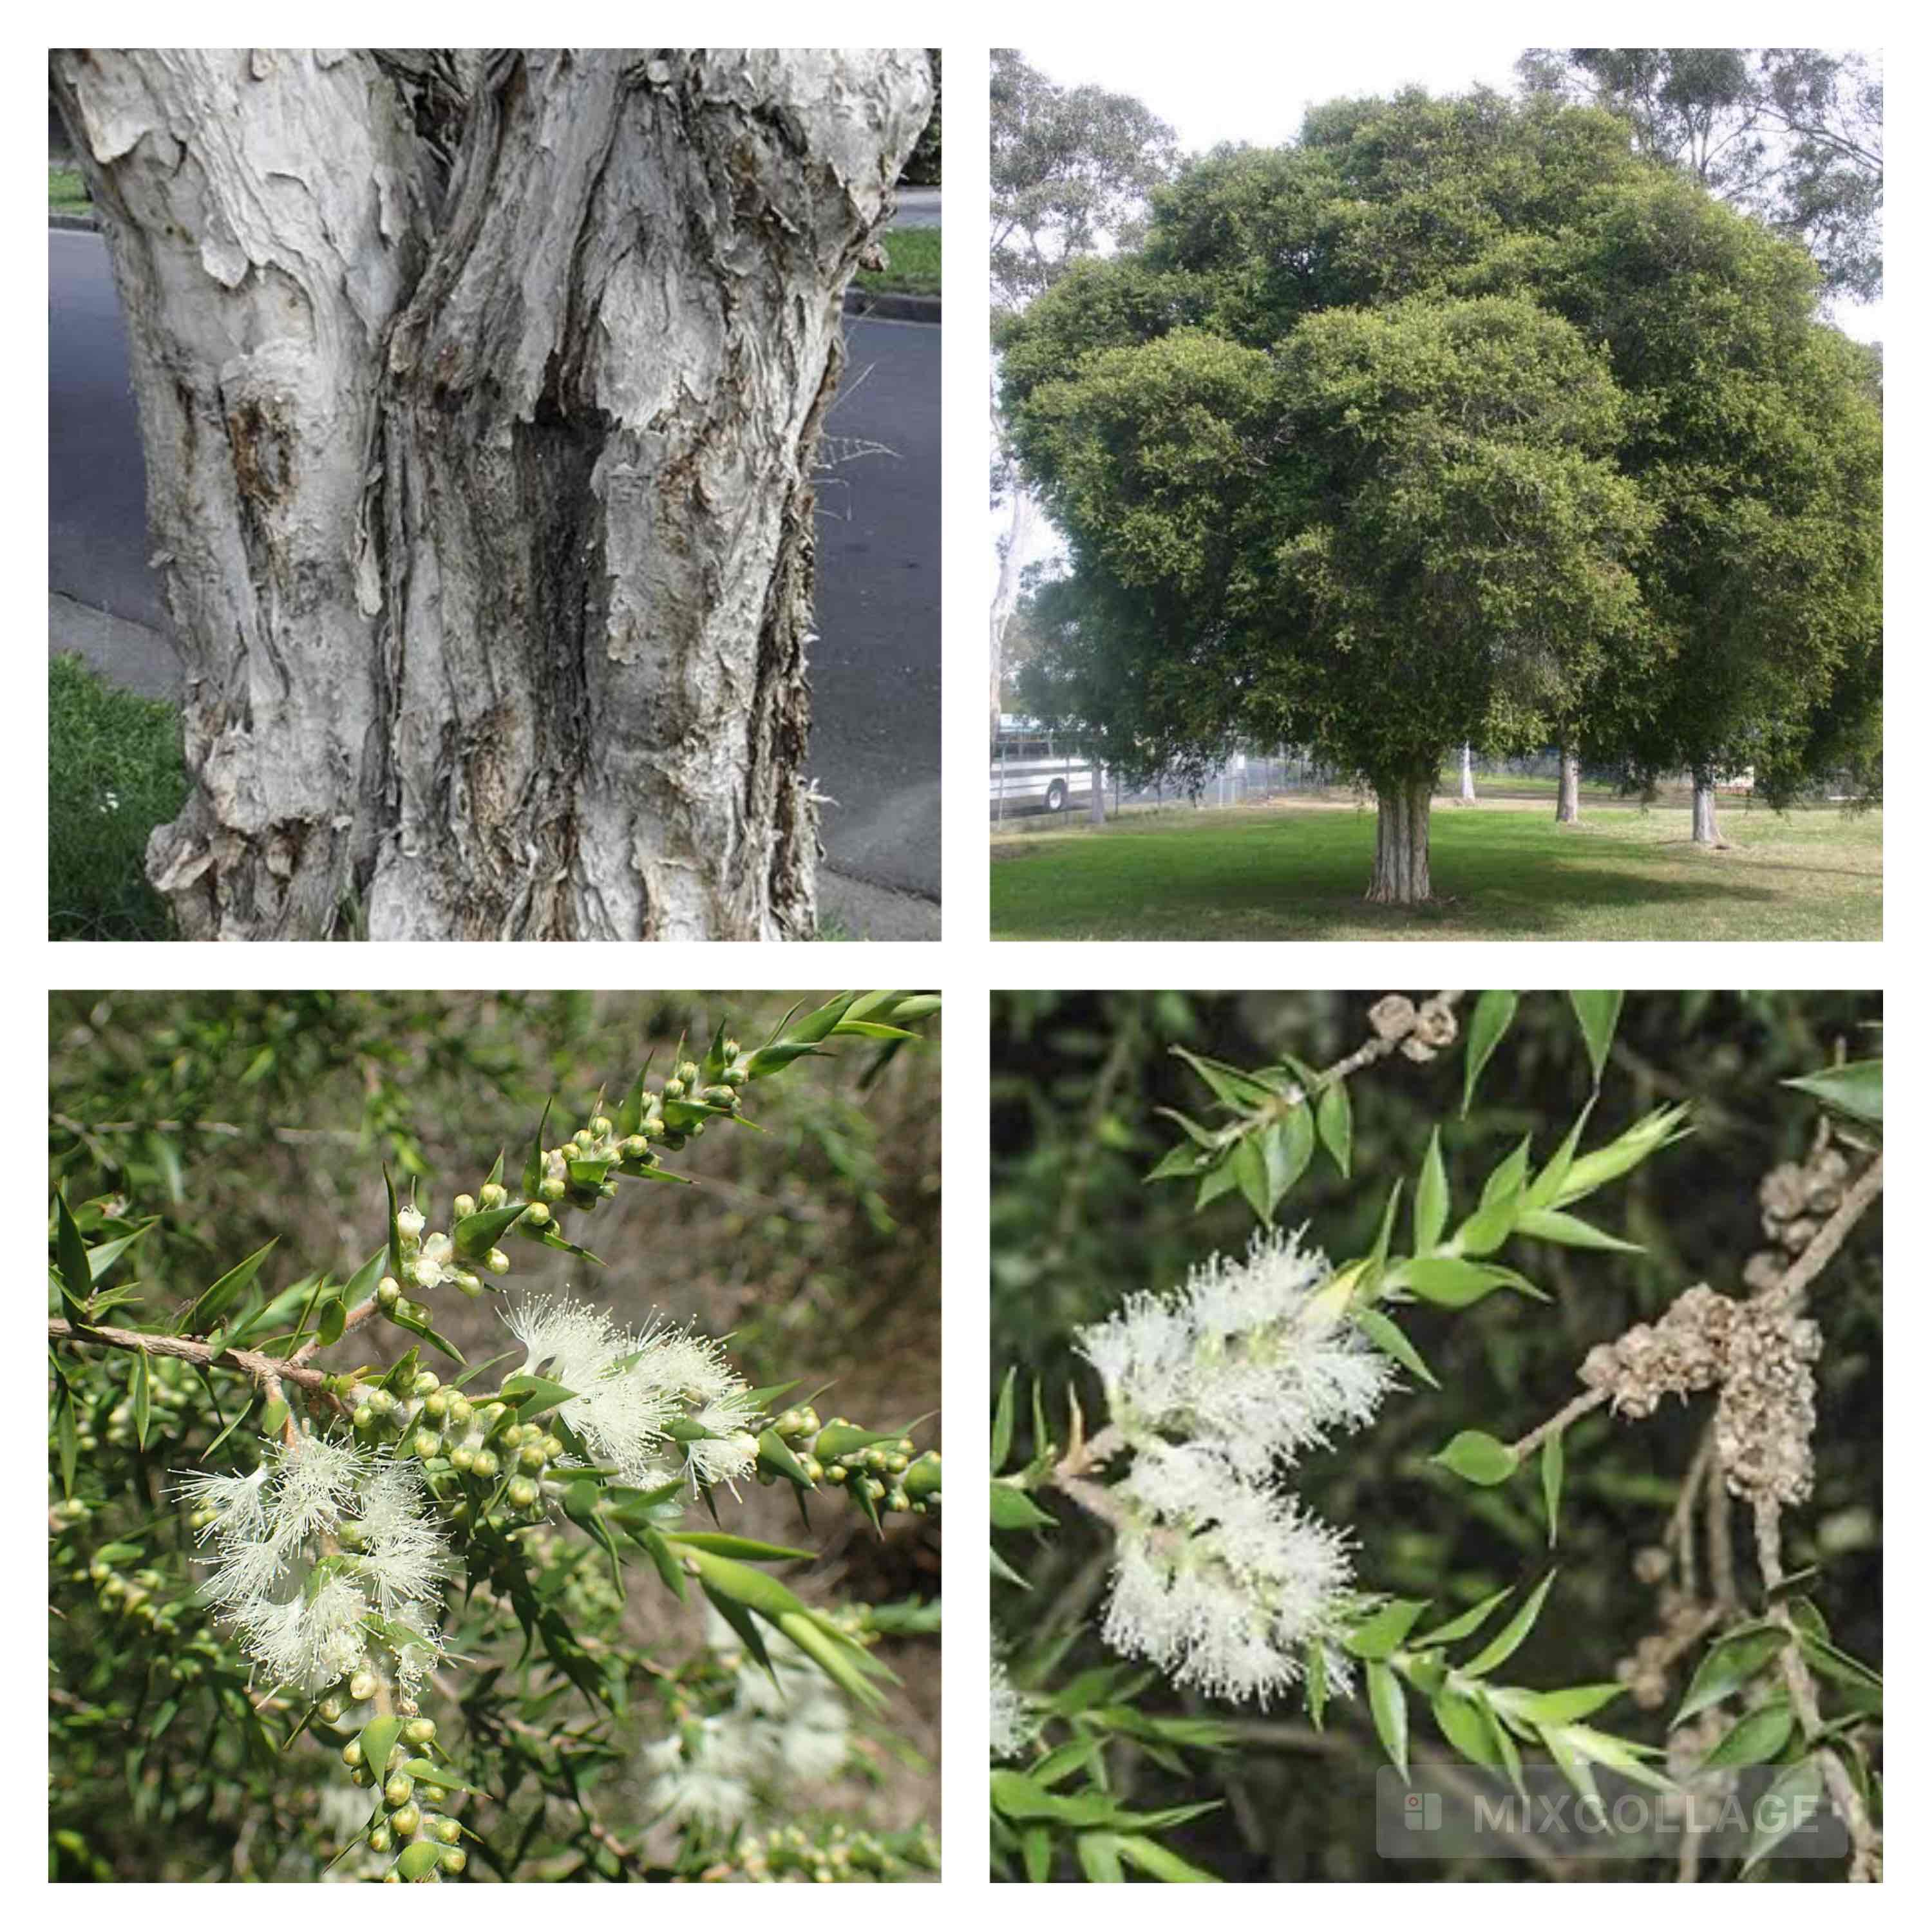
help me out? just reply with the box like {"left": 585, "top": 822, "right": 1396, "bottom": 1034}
{"left": 1783, "top": 1059, "right": 1882, "bottom": 1128}
{"left": 1171, "top": 1046, "right": 1276, "bottom": 1108}
{"left": 1361, "top": 1179, "right": 1403, "bottom": 1302}
{"left": 131, "top": 1345, "right": 151, "bottom": 1451}
{"left": 665, "top": 1531, "right": 815, "bottom": 1563}
{"left": 1432, "top": 1687, "right": 1499, "bottom": 1766}
{"left": 399, "top": 1758, "right": 486, "bottom": 1797}
{"left": 1315, "top": 1079, "right": 1352, "bottom": 1177}
{"left": 1462, "top": 990, "right": 1518, "bottom": 1115}
{"left": 1412, "top": 1586, "right": 1513, "bottom": 1649}
{"left": 79, "top": 1220, "right": 156, "bottom": 1282}
{"left": 1674, "top": 1625, "right": 1790, "bottom": 1725}
{"left": 317, "top": 1297, "right": 347, "bottom": 1348}
{"left": 1075, "top": 1833, "right": 1124, "bottom": 1883}
{"left": 451, "top": 1202, "right": 529, "bottom": 1259}
{"left": 1352, "top": 1307, "right": 1439, "bottom": 1388}
{"left": 53, "top": 1192, "right": 92, "bottom": 1313}
{"left": 1413, "top": 1127, "right": 1448, "bottom": 1253}
{"left": 1503, "top": 1683, "right": 1625, "bottom": 1725}
{"left": 1741, "top": 1755, "right": 1826, "bottom": 1874}
{"left": 1347, "top": 1598, "right": 1430, "bottom": 1660}
{"left": 498, "top": 1374, "right": 578, "bottom": 1418}
{"left": 1113, "top": 1835, "right": 1217, "bottom": 1882}
{"left": 990, "top": 1481, "right": 1057, "bottom": 1532}
{"left": 1463, "top": 1571, "right": 1556, "bottom": 1676}
{"left": 1514, "top": 1208, "right": 1643, "bottom": 1252}
{"left": 178, "top": 1238, "right": 281, "bottom": 1336}
{"left": 1522, "top": 1102, "right": 1596, "bottom": 1211}
{"left": 1367, "top": 1659, "right": 1409, "bottom": 1781}
{"left": 1231, "top": 1135, "right": 1270, "bottom": 1224}
{"left": 1542, "top": 1428, "right": 1565, "bottom": 1548}
{"left": 1567, "top": 990, "right": 1624, "bottom": 1084}
{"left": 522, "top": 1098, "right": 555, "bottom": 1198}
{"left": 395, "top": 1839, "right": 443, "bottom": 1881}
{"left": 1403, "top": 1257, "right": 1520, "bottom": 1308}
{"left": 1263, "top": 1102, "right": 1315, "bottom": 1211}
{"left": 991, "top": 1367, "right": 1018, "bottom": 1472}
{"left": 1432, "top": 1430, "right": 1518, "bottom": 1486}
{"left": 360, "top": 1714, "right": 402, "bottom": 1786}
{"left": 1703, "top": 1701, "right": 1794, "bottom": 1770}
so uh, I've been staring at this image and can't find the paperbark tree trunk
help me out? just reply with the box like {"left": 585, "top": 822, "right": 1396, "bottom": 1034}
{"left": 1556, "top": 747, "right": 1582, "bottom": 823}
{"left": 1088, "top": 761, "right": 1104, "bottom": 824}
{"left": 1368, "top": 777, "right": 1433, "bottom": 904}
{"left": 50, "top": 48, "right": 933, "bottom": 940}
{"left": 1458, "top": 743, "right": 1476, "bottom": 803}
{"left": 989, "top": 482, "right": 1036, "bottom": 743}
{"left": 1690, "top": 769, "right": 1725, "bottom": 846}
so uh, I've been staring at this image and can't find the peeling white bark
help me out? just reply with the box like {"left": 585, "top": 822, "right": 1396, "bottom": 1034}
{"left": 1556, "top": 747, "right": 1581, "bottom": 822}
{"left": 1690, "top": 772, "right": 1725, "bottom": 848}
{"left": 52, "top": 48, "right": 933, "bottom": 940}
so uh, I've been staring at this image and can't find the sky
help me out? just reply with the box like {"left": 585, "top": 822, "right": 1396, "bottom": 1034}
{"left": 1010, "top": 41, "right": 1884, "bottom": 345}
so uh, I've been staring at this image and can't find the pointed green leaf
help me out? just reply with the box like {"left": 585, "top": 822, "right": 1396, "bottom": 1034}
{"left": 1352, "top": 1307, "right": 1439, "bottom": 1388}
{"left": 1412, "top": 1586, "right": 1513, "bottom": 1649}
{"left": 1515, "top": 1208, "right": 1643, "bottom": 1253}
{"left": 1703, "top": 1701, "right": 1794, "bottom": 1770}
{"left": 1432, "top": 1430, "right": 1518, "bottom": 1486}
{"left": 1463, "top": 990, "right": 1519, "bottom": 1115}
{"left": 131, "top": 1345, "right": 151, "bottom": 1450}
{"left": 1674, "top": 1625, "right": 1790, "bottom": 1725}
{"left": 1367, "top": 1659, "right": 1409, "bottom": 1781}
{"left": 1316, "top": 1078, "right": 1352, "bottom": 1177}
{"left": 1568, "top": 990, "right": 1624, "bottom": 1084}
{"left": 992, "top": 1367, "right": 1018, "bottom": 1472}
{"left": 1741, "top": 1755, "right": 1827, "bottom": 1873}
{"left": 1783, "top": 1059, "right": 1882, "bottom": 1128}
{"left": 178, "top": 1238, "right": 280, "bottom": 1336}
{"left": 1414, "top": 1128, "right": 1448, "bottom": 1254}
{"left": 1463, "top": 1571, "right": 1556, "bottom": 1676}
{"left": 1542, "top": 1428, "right": 1565, "bottom": 1547}
{"left": 1345, "top": 1597, "right": 1430, "bottom": 1660}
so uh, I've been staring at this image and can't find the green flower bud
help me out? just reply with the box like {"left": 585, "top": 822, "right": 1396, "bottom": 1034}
{"left": 396, "top": 1204, "right": 426, "bottom": 1242}
{"left": 479, "top": 1182, "right": 507, "bottom": 1210}
{"left": 507, "top": 1477, "right": 540, "bottom": 1510}
{"left": 440, "top": 1848, "right": 467, "bottom": 1876}
{"left": 377, "top": 1276, "right": 402, "bottom": 1308}
{"left": 620, "top": 1135, "right": 652, "bottom": 1162}
{"left": 411, "top": 1429, "right": 440, "bottom": 1461}
{"left": 350, "top": 1671, "right": 379, "bottom": 1703}
{"left": 826, "top": 1464, "right": 848, "bottom": 1484}
{"left": 454, "top": 1271, "right": 484, "bottom": 1297}
{"left": 662, "top": 1077, "right": 685, "bottom": 1099}
{"left": 524, "top": 1200, "right": 552, "bottom": 1226}
{"left": 452, "top": 1193, "right": 477, "bottom": 1220}
{"left": 422, "top": 1390, "right": 449, "bottom": 1422}
{"left": 447, "top": 1394, "right": 473, "bottom": 1427}
{"left": 541, "top": 1434, "right": 565, "bottom": 1460}
{"left": 403, "top": 1717, "right": 437, "bottom": 1746}
{"left": 384, "top": 1774, "right": 414, "bottom": 1808}
{"left": 396, "top": 1298, "right": 427, "bottom": 1325}
{"left": 391, "top": 1803, "right": 422, "bottom": 1838}
{"left": 471, "top": 1450, "right": 498, "bottom": 1480}
{"left": 368, "top": 1824, "right": 392, "bottom": 1854}
{"left": 341, "top": 1740, "right": 365, "bottom": 1770}
{"left": 677, "top": 1061, "right": 699, "bottom": 1085}
{"left": 540, "top": 1177, "right": 566, "bottom": 1202}
{"left": 317, "top": 1696, "right": 346, "bottom": 1725}
{"left": 450, "top": 1446, "right": 475, "bottom": 1474}
{"left": 431, "top": 1815, "right": 462, "bottom": 1845}
{"left": 518, "top": 1443, "right": 547, "bottom": 1473}
{"left": 354, "top": 1405, "right": 378, "bottom": 1433}
{"left": 589, "top": 1115, "right": 612, "bottom": 1138}
{"left": 486, "top": 1247, "right": 510, "bottom": 1274}
{"left": 412, "top": 1372, "right": 440, "bottom": 1397}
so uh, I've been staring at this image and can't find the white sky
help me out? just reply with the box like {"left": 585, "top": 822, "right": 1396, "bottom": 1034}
{"left": 1012, "top": 42, "right": 1884, "bottom": 343}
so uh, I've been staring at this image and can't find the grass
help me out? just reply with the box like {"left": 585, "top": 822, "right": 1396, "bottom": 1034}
{"left": 50, "top": 166, "right": 91, "bottom": 214}
{"left": 50, "top": 654, "right": 185, "bottom": 940}
{"left": 855, "top": 227, "right": 939, "bottom": 297}
{"left": 990, "top": 795, "right": 1882, "bottom": 941}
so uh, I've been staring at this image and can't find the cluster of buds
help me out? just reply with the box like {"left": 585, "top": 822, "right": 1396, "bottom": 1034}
{"left": 336, "top": 1368, "right": 556, "bottom": 1527}
{"left": 734, "top": 1821, "right": 934, "bottom": 1884}
{"left": 761, "top": 1406, "right": 940, "bottom": 1520}
{"left": 329, "top": 1710, "right": 468, "bottom": 1881}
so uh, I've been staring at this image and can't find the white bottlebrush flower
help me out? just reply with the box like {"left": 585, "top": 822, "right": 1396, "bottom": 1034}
{"left": 635, "top": 1319, "right": 746, "bottom": 1408}
{"left": 506, "top": 1294, "right": 679, "bottom": 1484}
{"left": 176, "top": 1435, "right": 451, "bottom": 1697}
{"left": 1101, "top": 1443, "right": 1356, "bottom": 1707}
{"left": 681, "top": 1388, "right": 762, "bottom": 1493}
{"left": 989, "top": 1651, "right": 1036, "bottom": 1761}
{"left": 1075, "top": 1227, "right": 1394, "bottom": 1478}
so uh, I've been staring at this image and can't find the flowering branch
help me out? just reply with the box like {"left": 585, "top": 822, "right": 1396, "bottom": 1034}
{"left": 48, "top": 1316, "right": 343, "bottom": 1410}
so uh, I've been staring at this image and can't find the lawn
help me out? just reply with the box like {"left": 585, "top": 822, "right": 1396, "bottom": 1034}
{"left": 990, "top": 797, "right": 1881, "bottom": 941}
{"left": 50, "top": 166, "right": 90, "bottom": 214}
{"left": 855, "top": 226, "right": 939, "bottom": 296}
{"left": 50, "top": 654, "right": 186, "bottom": 941}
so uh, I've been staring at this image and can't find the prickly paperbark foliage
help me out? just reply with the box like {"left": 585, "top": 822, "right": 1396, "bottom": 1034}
{"left": 49, "top": 48, "right": 933, "bottom": 940}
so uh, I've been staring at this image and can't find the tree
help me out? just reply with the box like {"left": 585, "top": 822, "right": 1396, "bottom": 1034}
{"left": 1517, "top": 47, "right": 1883, "bottom": 299}
{"left": 50, "top": 50, "right": 933, "bottom": 940}
{"left": 1001, "top": 91, "right": 1880, "bottom": 898}
{"left": 989, "top": 51, "right": 1174, "bottom": 740}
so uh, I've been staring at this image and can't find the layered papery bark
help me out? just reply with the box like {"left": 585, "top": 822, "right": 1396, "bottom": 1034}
{"left": 51, "top": 48, "right": 933, "bottom": 939}
{"left": 1368, "top": 777, "right": 1433, "bottom": 904}
{"left": 1556, "top": 747, "right": 1581, "bottom": 822}
{"left": 1690, "top": 770, "right": 1726, "bottom": 848}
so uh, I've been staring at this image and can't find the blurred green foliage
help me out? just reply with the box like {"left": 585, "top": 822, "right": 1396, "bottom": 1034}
{"left": 992, "top": 990, "right": 1880, "bottom": 1880}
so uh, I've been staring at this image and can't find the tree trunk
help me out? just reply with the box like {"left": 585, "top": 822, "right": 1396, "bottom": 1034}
{"left": 51, "top": 48, "right": 933, "bottom": 940}
{"left": 1690, "top": 769, "right": 1726, "bottom": 846}
{"left": 989, "top": 480, "right": 1036, "bottom": 741}
{"left": 1556, "top": 747, "right": 1581, "bottom": 822}
{"left": 1458, "top": 743, "right": 1476, "bottom": 803}
{"left": 1368, "top": 777, "right": 1432, "bottom": 904}
{"left": 1088, "top": 761, "right": 1104, "bottom": 825}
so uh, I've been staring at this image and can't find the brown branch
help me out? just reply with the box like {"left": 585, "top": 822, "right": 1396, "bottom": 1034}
{"left": 1511, "top": 1385, "right": 1607, "bottom": 1459}
{"left": 1761, "top": 1153, "right": 1882, "bottom": 1312}
{"left": 48, "top": 1318, "right": 343, "bottom": 1414}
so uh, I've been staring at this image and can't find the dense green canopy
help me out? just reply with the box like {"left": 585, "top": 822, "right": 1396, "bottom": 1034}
{"left": 999, "top": 90, "right": 1882, "bottom": 896}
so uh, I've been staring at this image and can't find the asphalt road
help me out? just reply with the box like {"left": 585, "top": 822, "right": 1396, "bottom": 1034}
{"left": 48, "top": 229, "right": 940, "bottom": 902}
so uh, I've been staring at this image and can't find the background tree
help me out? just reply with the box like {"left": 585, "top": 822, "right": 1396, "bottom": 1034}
{"left": 989, "top": 50, "right": 1175, "bottom": 740}
{"left": 1517, "top": 48, "right": 1883, "bottom": 300}
{"left": 50, "top": 49, "right": 933, "bottom": 940}
{"left": 1001, "top": 90, "right": 1880, "bottom": 893}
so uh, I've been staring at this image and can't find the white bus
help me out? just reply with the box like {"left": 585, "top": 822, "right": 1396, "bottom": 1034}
{"left": 989, "top": 719, "right": 1096, "bottom": 817}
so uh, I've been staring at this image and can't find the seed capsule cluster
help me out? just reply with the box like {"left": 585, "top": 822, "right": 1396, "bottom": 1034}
{"left": 734, "top": 1819, "right": 937, "bottom": 1883}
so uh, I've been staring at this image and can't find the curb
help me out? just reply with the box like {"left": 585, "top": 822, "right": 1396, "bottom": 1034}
{"left": 842, "top": 287, "right": 940, "bottom": 324}
{"left": 56, "top": 216, "right": 939, "bottom": 321}
{"left": 818, "top": 869, "right": 940, "bottom": 942}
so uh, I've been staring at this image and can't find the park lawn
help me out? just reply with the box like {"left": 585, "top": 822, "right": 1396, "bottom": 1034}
{"left": 50, "top": 166, "right": 90, "bottom": 214}
{"left": 990, "top": 798, "right": 1880, "bottom": 942}
{"left": 855, "top": 226, "right": 939, "bottom": 296}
